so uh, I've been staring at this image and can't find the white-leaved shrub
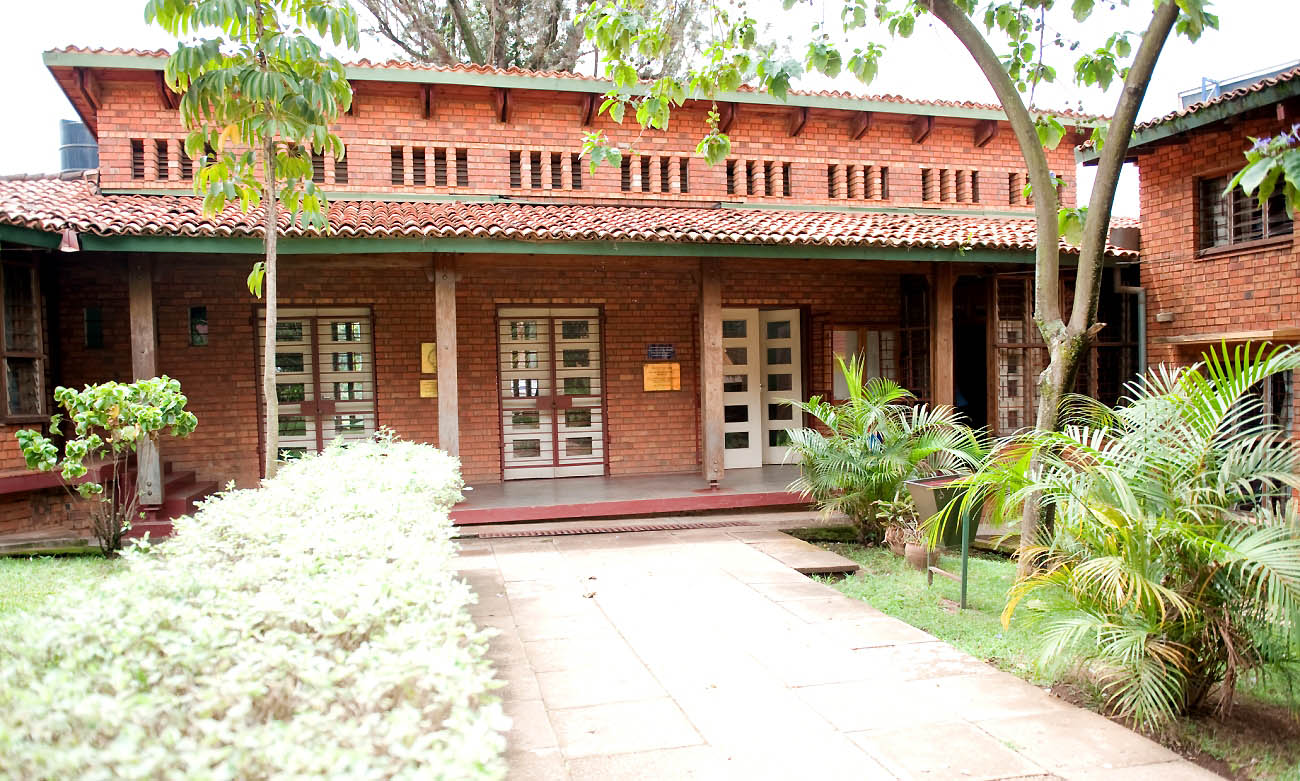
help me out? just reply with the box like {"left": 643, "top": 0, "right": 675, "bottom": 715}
{"left": 0, "top": 435, "right": 507, "bottom": 779}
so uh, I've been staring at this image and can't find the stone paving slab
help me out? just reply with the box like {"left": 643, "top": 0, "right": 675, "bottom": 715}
{"left": 462, "top": 527, "right": 1219, "bottom": 780}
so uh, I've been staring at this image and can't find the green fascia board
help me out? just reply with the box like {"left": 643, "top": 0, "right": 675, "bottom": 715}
{"left": 43, "top": 49, "right": 1096, "bottom": 124}
{"left": 0, "top": 224, "right": 60, "bottom": 249}
{"left": 1077, "top": 77, "right": 1300, "bottom": 163}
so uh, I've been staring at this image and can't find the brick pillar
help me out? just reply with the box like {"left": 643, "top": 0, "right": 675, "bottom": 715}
{"left": 402, "top": 146, "right": 414, "bottom": 187}
{"left": 669, "top": 157, "right": 681, "bottom": 193}
{"left": 833, "top": 164, "right": 847, "bottom": 199}
{"left": 561, "top": 152, "right": 573, "bottom": 190}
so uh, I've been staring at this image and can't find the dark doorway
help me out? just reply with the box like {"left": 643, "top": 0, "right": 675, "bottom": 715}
{"left": 953, "top": 275, "right": 989, "bottom": 430}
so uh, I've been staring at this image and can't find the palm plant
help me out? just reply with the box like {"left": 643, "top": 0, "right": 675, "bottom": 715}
{"left": 963, "top": 343, "right": 1300, "bottom": 728}
{"left": 785, "top": 355, "right": 985, "bottom": 544}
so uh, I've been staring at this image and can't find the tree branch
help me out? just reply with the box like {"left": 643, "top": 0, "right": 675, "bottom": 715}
{"left": 1069, "top": 0, "right": 1179, "bottom": 334}
{"left": 447, "top": 0, "right": 487, "bottom": 64}
{"left": 929, "top": 0, "right": 1064, "bottom": 340}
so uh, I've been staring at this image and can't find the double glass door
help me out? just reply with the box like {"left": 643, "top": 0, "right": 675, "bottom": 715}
{"left": 721, "top": 308, "right": 803, "bottom": 469}
{"left": 258, "top": 307, "right": 377, "bottom": 459}
{"left": 498, "top": 307, "right": 605, "bottom": 479}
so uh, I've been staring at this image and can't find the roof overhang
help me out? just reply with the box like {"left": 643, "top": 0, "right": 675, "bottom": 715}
{"left": 43, "top": 49, "right": 1105, "bottom": 126}
{"left": 0, "top": 223, "right": 1074, "bottom": 264}
{"left": 1077, "top": 76, "right": 1300, "bottom": 164}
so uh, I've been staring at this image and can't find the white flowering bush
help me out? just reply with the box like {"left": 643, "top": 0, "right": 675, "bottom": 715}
{"left": 0, "top": 436, "right": 507, "bottom": 779}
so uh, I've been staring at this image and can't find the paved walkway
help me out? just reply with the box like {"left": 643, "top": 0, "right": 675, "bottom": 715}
{"left": 455, "top": 527, "right": 1219, "bottom": 780}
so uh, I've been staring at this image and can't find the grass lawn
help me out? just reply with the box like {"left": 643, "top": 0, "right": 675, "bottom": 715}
{"left": 793, "top": 532, "right": 1300, "bottom": 781}
{"left": 0, "top": 555, "right": 122, "bottom": 619}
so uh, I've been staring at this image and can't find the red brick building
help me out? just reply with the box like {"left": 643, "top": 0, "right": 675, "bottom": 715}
{"left": 1087, "top": 65, "right": 1299, "bottom": 436}
{"left": 0, "top": 46, "right": 1139, "bottom": 536}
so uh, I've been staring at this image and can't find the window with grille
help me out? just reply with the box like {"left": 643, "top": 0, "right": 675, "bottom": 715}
{"left": 179, "top": 145, "right": 193, "bottom": 180}
{"left": 510, "top": 150, "right": 584, "bottom": 190}
{"left": 1, "top": 262, "right": 45, "bottom": 420}
{"left": 830, "top": 327, "right": 898, "bottom": 400}
{"left": 154, "top": 140, "right": 169, "bottom": 179}
{"left": 311, "top": 150, "right": 326, "bottom": 184}
{"left": 1199, "top": 174, "right": 1294, "bottom": 250}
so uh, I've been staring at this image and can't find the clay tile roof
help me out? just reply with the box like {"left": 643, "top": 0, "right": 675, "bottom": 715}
{"left": 0, "top": 175, "right": 1137, "bottom": 258}
{"left": 44, "top": 45, "right": 1101, "bottom": 119}
{"left": 1131, "top": 65, "right": 1300, "bottom": 134}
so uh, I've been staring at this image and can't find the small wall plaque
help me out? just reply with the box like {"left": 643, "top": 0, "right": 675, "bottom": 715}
{"left": 420, "top": 379, "right": 438, "bottom": 398}
{"left": 421, "top": 342, "right": 437, "bottom": 374}
{"left": 646, "top": 343, "right": 676, "bottom": 360}
{"left": 643, "top": 362, "right": 681, "bottom": 392}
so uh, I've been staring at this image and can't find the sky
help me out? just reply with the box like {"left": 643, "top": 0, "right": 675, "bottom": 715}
{"left": 2, "top": 0, "right": 1298, "bottom": 216}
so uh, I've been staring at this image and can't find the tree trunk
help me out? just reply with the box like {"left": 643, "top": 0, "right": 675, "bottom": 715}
{"left": 262, "top": 136, "right": 279, "bottom": 480}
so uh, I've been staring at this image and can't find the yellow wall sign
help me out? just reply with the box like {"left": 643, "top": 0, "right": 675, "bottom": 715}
{"left": 642, "top": 362, "right": 681, "bottom": 392}
{"left": 420, "top": 379, "right": 438, "bottom": 398}
{"left": 421, "top": 342, "right": 437, "bottom": 374}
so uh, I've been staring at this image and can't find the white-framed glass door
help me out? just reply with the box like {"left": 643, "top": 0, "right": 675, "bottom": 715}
{"left": 722, "top": 309, "right": 762, "bottom": 469}
{"left": 760, "top": 309, "right": 802, "bottom": 463}
{"left": 499, "top": 307, "right": 605, "bottom": 480}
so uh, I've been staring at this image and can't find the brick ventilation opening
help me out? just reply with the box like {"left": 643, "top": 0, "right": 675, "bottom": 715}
{"left": 334, "top": 152, "right": 349, "bottom": 184}
{"left": 390, "top": 147, "right": 404, "bottom": 186}
{"left": 154, "top": 140, "right": 168, "bottom": 180}
{"left": 433, "top": 148, "right": 448, "bottom": 186}
{"left": 923, "top": 168, "right": 980, "bottom": 204}
{"left": 827, "top": 164, "right": 891, "bottom": 200}
{"left": 412, "top": 147, "right": 427, "bottom": 186}
{"left": 729, "top": 159, "right": 792, "bottom": 197}
{"left": 475, "top": 519, "right": 759, "bottom": 538}
{"left": 619, "top": 155, "right": 689, "bottom": 194}
{"left": 179, "top": 146, "right": 193, "bottom": 180}
{"left": 1008, "top": 172, "right": 1031, "bottom": 205}
{"left": 130, "top": 139, "right": 146, "bottom": 179}
{"left": 511, "top": 150, "right": 585, "bottom": 191}
{"left": 529, "top": 151, "right": 543, "bottom": 189}
{"left": 311, "top": 150, "right": 325, "bottom": 184}
{"left": 456, "top": 149, "right": 469, "bottom": 187}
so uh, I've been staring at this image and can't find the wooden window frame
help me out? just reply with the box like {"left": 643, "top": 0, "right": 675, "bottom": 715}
{"left": 0, "top": 260, "right": 47, "bottom": 423}
{"left": 827, "top": 322, "right": 900, "bottom": 402}
{"left": 1197, "top": 171, "right": 1294, "bottom": 254}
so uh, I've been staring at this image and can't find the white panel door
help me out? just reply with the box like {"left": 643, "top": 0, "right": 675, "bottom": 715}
{"left": 721, "top": 308, "right": 762, "bottom": 469}
{"left": 759, "top": 309, "right": 803, "bottom": 464}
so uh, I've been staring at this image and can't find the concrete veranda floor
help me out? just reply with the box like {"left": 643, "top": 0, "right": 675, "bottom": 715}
{"left": 455, "top": 527, "right": 1220, "bottom": 781}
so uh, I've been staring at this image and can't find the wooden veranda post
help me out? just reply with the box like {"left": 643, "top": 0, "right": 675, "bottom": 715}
{"left": 931, "top": 263, "right": 955, "bottom": 408}
{"left": 700, "top": 258, "right": 724, "bottom": 487}
{"left": 128, "top": 255, "right": 163, "bottom": 506}
{"left": 434, "top": 254, "right": 460, "bottom": 457}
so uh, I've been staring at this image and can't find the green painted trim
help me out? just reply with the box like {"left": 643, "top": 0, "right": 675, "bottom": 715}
{"left": 0, "top": 225, "right": 60, "bottom": 249}
{"left": 721, "top": 201, "right": 1039, "bottom": 219}
{"left": 1077, "top": 77, "right": 1300, "bottom": 163}
{"left": 100, "top": 187, "right": 504, "bottom": 203}
{"left": 66, "top": 231, "right": 1039, "bottom": 263}
{"left": 44, "top": 49, "right": 1097, "bottom": 124}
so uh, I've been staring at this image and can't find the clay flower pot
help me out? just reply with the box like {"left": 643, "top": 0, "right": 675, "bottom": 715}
{"left": 904, "top": 543, "right": 940, "bottom": 571}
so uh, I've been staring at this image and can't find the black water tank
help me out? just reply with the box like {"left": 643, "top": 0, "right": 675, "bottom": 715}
{"left": 59, "top": 120, "right": 98, "bottom": 173}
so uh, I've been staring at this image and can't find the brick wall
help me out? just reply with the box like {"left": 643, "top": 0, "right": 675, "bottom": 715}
{"left": 90, "top": 70, "right": 1077, "bottom": 211}
{"left": 48, "top": 252, "right": 917, "bottom": 490}
{"left": 1138, "top": 114, "right": 1300, "bottom": 369}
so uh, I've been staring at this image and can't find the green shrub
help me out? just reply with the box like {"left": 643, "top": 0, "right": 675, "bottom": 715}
{"left": 786, "top": 355, "right": 986, "bottom": 544}
{"left": 0, "top": 435, "right": 507, "bottom": 779}
{"left": 971, "top": 343, "right": 1300, "bottom": 729}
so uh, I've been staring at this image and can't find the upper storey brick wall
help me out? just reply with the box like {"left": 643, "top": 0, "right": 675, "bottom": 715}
{"left": 91, "top": 68, "right": 1077, "bottom": 210}
{"left": 1138, "top": 113, "right": 1300, "bottom": 361}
